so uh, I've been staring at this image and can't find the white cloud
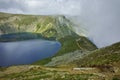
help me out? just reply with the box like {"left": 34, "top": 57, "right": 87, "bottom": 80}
{"left": 0, "top": 0, "right": 120, "bottom": 47}
{"left": 0, "top": 0, "right": 81, "bottom": 15}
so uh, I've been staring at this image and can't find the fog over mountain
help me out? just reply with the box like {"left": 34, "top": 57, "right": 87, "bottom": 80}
{"left": 0, "top": 0, "right": 120, "bottom": 48}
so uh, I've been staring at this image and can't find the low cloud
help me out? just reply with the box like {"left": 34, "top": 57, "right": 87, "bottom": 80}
{"left": 0, "top": 0, "right": 120, "bottom": 47}
{"left": 0, "top": 0, "right": 80, "bottom": 15}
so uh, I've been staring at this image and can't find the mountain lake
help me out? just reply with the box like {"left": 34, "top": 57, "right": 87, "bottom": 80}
{"left": 0, "top": 39, "right": 61, "bottom": 66}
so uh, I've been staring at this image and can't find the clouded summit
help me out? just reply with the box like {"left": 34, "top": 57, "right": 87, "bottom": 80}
{"left": 0, "top": 0, "right": 120, "bottom": 48}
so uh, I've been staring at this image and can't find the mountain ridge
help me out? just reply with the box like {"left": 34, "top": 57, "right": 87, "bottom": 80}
{"left": 73, "top": 42, "right": 120, "bottom": 67}
{"left": 0, "top": 12, "right": 76, "bottom": 39}
{"left": 0, "top": 12, "right": 97, "bottom": 65}
{"left": 0, "top": 12, "right": 120, "bottom": 80}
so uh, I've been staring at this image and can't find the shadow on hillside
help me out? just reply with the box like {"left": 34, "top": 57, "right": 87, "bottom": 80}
{"left": 0, "top": 32, "right": 56, "bottom": 42}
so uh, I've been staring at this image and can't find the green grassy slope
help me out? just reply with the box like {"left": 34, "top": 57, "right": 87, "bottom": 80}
{"left": 0, "top": 12, "right": 97, "bottom": 66}
{"left": 34, "top": 35, "right": 97, "bottom": 65}
{"left": 75, "top": 42, "right": 120, "bottom": 67}
{"left": 0, "top": 32, "right": 56, "bottom": 42}
{"left": 0, "top": 65, "right": 102, "bottom": 80}
{"left": 0, "top": 12, "right": 75, "bottom": 39}
{"left": 55, "top": 35, "right": 97, "bottom": 56}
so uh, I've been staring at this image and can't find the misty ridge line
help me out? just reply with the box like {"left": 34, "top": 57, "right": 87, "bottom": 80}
{"left": 0, "top": 0, "right": 120, "bottom": 48}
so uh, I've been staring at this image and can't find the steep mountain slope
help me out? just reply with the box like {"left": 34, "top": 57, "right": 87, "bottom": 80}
{"left": 0, "top": 12, "right": 97, "bottom": 65}
{"left": 34, "top": 35, "right": 97, "bottom": 65}
{"left": 0, "top": 12, "right": 75, "bottom": 39}
{"left": 0, "top": 32, "right": 56, "bottom": 42}
{"left": 74, "top": 42, "right": 120, "bottom": 67}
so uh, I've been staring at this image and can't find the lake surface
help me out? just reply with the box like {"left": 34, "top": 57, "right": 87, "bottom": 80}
{"left": 0, "top": 40, "right": 61, "bottom": 66}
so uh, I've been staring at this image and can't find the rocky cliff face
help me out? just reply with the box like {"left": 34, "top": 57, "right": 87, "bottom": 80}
{"left": 0, "top": 12, "right": 76, "bottom": 39}
{"left": 0, "top": 12, "right": 97, "bottom": 66}
{"left": 75, "top": 42, "right": 120, "bottom": 67}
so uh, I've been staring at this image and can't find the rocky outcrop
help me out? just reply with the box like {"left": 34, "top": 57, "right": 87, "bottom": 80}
{"left": 0, "top": 12, "right": 97, "bottom": 66}
{"left": 0, "top": 13, "right": 78, "bottom": 39}
{"left": 45, "top": 50, "right": 90, "bottom": 66}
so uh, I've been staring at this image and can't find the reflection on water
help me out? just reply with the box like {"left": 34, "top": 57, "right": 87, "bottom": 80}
{"left": 0, "top": 39, "right": 61, "bottom": 66}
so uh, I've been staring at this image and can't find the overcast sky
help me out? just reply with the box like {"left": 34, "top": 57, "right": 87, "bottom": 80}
{"left": 0, "top": 0, "right": 120, "bottom": 48}
{"left": 0, "top": 0, "right": 81, "bottom": 15}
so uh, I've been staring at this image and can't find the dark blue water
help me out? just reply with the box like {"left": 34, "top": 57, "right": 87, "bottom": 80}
{"left": 0, "top": 39, "right": 61, "bottom": 66}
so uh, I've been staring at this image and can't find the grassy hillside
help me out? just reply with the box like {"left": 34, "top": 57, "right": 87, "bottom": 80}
{"left": 0, "top": 12, "right": 97, "bottom": 66}
{"left": 0, "top": 12, "right": 76, "bottom": 39}
{"left": 34, "top": 35, "right": 97, "bottom": 65}
{"left": 75, "top": 42, "right": 120, "bottom": 67}
{"left": 0, "top": 32, "right": 56, "bottom": 42}
{"left": 0, "top": 12, "right": 120, "bottom": 80}
{"left": 57, "top": 35, "right": 96, "bottom": 55}
{"left": 0, "top": 65, "right": 103, "bottom": 80}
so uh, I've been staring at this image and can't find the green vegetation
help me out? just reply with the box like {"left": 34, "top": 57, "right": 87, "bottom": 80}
{"left": 0, "top": 66, "right": 98, "bottom": 80}
{"left": 33, "top": 35, "right": 80, "bottom": 65}
{"left": 55, "top": 35, "right": 80, "bottom": 56}
{"left": 0, "top": 12, "right": 12, "bottom": 21}
{"left": 0, "top": 67, "right": 7, "bottom": 71}
{"left": 0, "top": 23, "right": 17, "bottom": 34}
{"left": 0, "top": 32, "right": 56, "bottom": 42}
{"left": 0, "top": 12, "right": 97, "bottom": 66}
{"left": 113, "top": 75, "right": 120, "bottom": 80}
{"left": 77, "top": 36, "right": 97, "bottom": 51}
{"left": 113, "top": 78, "right": 120, "bottom": 80}
{"left": 14, "top": 16, "right": 38, "bottom": 26}
{"left": 0, "top": 12, "right": 75, "bottom": 39}
{"left": 34, "top": 35, "right": 97, "bottom": 65}
{"left": 75, "top": 42, "right": 120, "bottom": 67}
{"left": 34, "top": 35, "right": 80, "bottom": 65}
{"left": 33, "top": 57, "right": 52, "bottom": 65}
{"left": 0, "top": 12, "right": 102, "bottom": 68}
{"left": 56, "top": 35, "right": 96, "bottom": 56}
{"left": 0, "top": 12, "right": 120, "bottom": 80}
